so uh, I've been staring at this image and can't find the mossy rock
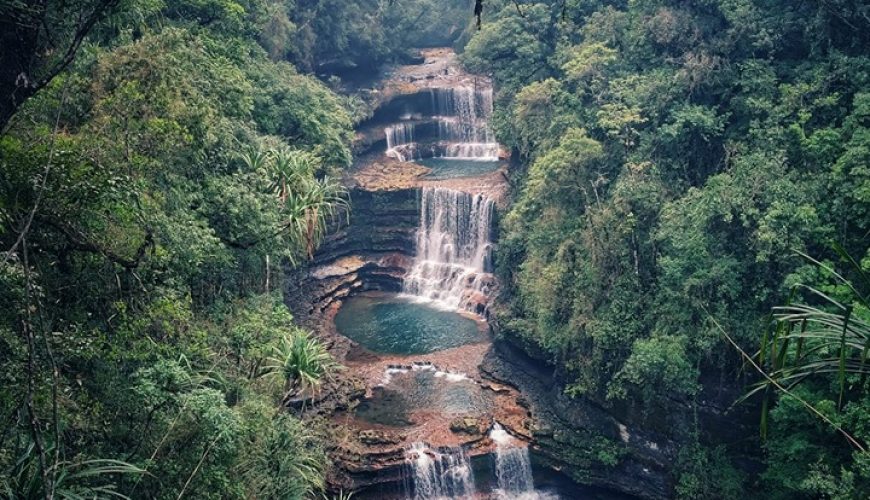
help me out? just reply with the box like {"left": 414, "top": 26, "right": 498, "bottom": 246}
{"left": 450, "top": 416, "right": 488, "bottom": 436}
{"left": 358, "top": 429, "right": 403, "bottom": 446}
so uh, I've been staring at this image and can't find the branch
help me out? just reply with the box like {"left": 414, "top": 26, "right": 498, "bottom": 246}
{"left": 2, "top": 79, "right": 69, "bottom": 265}
{"left": 475, "top": 0, "right": 483, "bottom": 29}
{"left": 34, "top": 0, "right": 120, "bottom": 91}
{"left": 176, "top": 435, "right": 221, "bottom": 500}
{"left": 1, "top": 0, "right": 121, "bottom": 133}
{"left": 21, "top": 237, "right": 51, "bottom": 496}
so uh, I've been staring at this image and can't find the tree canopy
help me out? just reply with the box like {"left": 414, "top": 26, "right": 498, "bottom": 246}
{"left": 463, "top": 0, "right": 869, "bottom": 496}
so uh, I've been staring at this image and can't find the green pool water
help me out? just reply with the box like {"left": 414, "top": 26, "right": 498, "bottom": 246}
{"left": 354, "top": 368, "right": 491, "bottom": 427}
{"left": 415, "top": 158, "right": 503, "bottom": 179}
{"left": 334, "top": 294, "right": 482, "bottom": 354}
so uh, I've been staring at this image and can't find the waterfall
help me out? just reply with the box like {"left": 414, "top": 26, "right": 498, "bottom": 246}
{"left": 386, "top": 123, "right": 418, "bottom": 162}
{"left": 431, "top": 86, "right": 493, "bottom": 123}
{"left": 404, "top": 442, "right": 476, "bottom": 499}
{"left": 403, "top": 187, "right": 496, "bottom": 314}
{"left": 436, "top": 117, "right": 495, "bottom": 149}
{"left": 384, "top": 86, "right": 500, "bottom": 162}
{"left": 432, "top": 86, "right": 499, "bottom": 161}
{"left": 490, "top": 424, "right": 549, "bottom": 499}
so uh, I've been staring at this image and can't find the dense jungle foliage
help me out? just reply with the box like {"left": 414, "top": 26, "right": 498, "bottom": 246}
{"left": 1, "top": 0, "right": 868, "bottom": 498}
{"left": 463, "top": 0, "right": 869, "bottom": 498}
{"left": 0, "top": 1, "right": 471, "bottom": 498}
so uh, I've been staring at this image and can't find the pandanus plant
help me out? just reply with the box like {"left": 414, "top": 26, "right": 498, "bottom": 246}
{"left": 1, "top": 442, "right": 144, "bottom": 499}
{"left": 268, "top": 147, "right": 318, "bottom": 205}
{"left": 237, "top": 147, "right": 349, "bottom": 266}
{"left": 264, "top": 330, "right": 341, "bottom": 407}
{"left": 739, "top": 245, "right": 869, "bottom": 449}
{"left": 239, "top": 147, "right": 272, "bottom": 173}
{"left": 240, "top": 147, "right": 349, "bottom": 261}
{"left": 294, "top": 176, "right": 349, "bottom": 259}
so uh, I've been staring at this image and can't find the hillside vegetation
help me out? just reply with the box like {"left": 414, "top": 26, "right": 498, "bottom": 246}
{"left": 464, "top": 1, "right": 869, "bottom": 497}
{"left": 0, "top": 1, "right": 471, "bottom": 498}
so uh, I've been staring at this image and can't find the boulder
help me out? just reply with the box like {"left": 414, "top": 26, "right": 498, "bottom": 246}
{"left": 358, "top": 429, "right": 403, "bottom": 446}
{"left": 450, "top": 416, "right": 488, "bottom": 436}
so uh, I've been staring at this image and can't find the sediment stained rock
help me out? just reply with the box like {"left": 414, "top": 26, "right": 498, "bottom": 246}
{"left": 284, "top": 187, "right": 420, "bottom": 326}
{"left": 479, "top": 339, "right": 673, "bottom": 500}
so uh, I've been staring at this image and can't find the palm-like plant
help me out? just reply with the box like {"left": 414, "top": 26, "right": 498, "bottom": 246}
{"left": 1, "top": 443, "right": 144, "bottom": 499}
{"left": 268, "top": 148, "right": 319, "bottom": 205}
{"left": 295, "top": 176, "right": 349, "bottom": 259}
{"left": 749, "top": 250, "right": 869, "bottom": 395}
{"left": 240, "top": 415, "right": 328, "bottom": 499}
{"left": 239, "top": 147, "right": 273, "bottom": 173}
{"left": 740, "top": 245, "right": 869, "bottom": 448}
{"left": 264, "top": 330, "right": 341, "bottom": 406}
{"left": 323, "top": 490, "right": 354, "bottom": 500}
{"left": 245, "top": 147, "right": 349, "bottom": 261}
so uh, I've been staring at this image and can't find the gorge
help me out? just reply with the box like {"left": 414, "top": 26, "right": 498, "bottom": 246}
{"left": 4, "top": 1, "right": 865, "bottom": 499}
{"left": 287, "top": 48, "right": 650, "bottom": 499}
{"left": 283, "top": 44, "right": 783, "bottom": 500}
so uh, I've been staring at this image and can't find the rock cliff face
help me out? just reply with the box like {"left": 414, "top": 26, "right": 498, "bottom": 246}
{"left": 479, "top": 327, "right": 761, "bottom": 500}
{"left": 314, "top": 188, "right": 419, "bottom": 265}
{"left": 284, "top": 187, "right": 419, "bottom": 325}
{"left": 480, "top": 339, "right": 673, "bottom": 499}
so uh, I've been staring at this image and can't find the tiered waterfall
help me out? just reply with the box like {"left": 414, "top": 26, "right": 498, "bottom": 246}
{"left": 385, "top": 85, "right": 500, "bottom": 161}
{"left": 402, "top": 187, "right": 496, "bottom": 314}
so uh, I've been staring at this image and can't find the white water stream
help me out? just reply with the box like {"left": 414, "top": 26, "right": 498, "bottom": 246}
{"left": 385, "top": 86, "right": 500, "bottom": 161}
{"left": 405, "top": 442, "right": 477, "bottom": 499}
{"left": 402, "top": 187, "right": 496, "bottom": 314}
{"left": 489, "top": 424, "right": 558, "bottom": 500}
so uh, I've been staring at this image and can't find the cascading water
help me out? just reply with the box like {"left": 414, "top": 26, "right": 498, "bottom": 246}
{"left": 384, "top": 85, "right": 500, "bottom": 163}
{"left": 432, "top": 86, "right": 499, "bottom": 160}
{"left": 402, "top": 187, "right": 496, "bottom": 314}
{"left": 386, "top": 123, "right": 418, "bottom": 162}
{"left": 404, "top": 442, "right": 476, "bottom": 499}
{"left": 489, "top": 424, "right": 558, "bottom": 499}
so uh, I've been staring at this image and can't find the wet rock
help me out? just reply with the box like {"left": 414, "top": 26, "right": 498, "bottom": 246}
{"left": 284, "top": 394, "right": 314, "bottom": 410}
{"left": 450, "top": 416, "right": 489, "bottom": 436}
{"left": 350, "top": 378, "right": 368, "bottom": 397}
{"left": 464, "top": 291, "right": 489, "bottom": 317}
{"left": 358, "top": 429, "right": 404, "bottom": 446}
{"left": 481, "top": 381, "right": 511, "bottom": 393}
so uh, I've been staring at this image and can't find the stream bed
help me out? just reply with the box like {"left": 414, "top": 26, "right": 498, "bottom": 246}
{"left": 355, "top": 367, "right": 490, "bottom": 427}
{"left": 416, "top": 158, "right": 504, "bottom": 180}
